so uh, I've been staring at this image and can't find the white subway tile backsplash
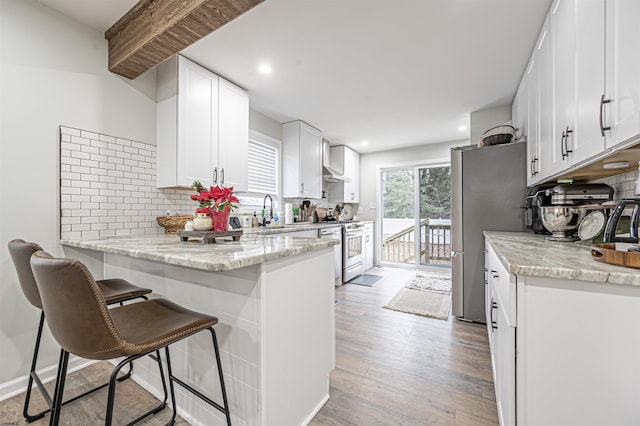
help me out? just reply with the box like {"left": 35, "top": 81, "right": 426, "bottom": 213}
{"left": 71, "top": 135, "right": 89, "bottom": 145}
{"left": 596, "top": 170, "right": 639, "bottom": 200}
{"left": 81, "top": 145, "right": 99, "bottom": 155}
{"left": 60, "top": 126, "right": 195, "bottom": 240}
{"left": 82, "top": 231, "right": 100, "bottom": 239}
{"left": 61, "top": 157, "right": 81, "bottom": 167}
{"left": 80, "top": 130, "right": 99, "bottom": 140}
{"left": 71, "top": 181, "right": 90, "bottom": 189}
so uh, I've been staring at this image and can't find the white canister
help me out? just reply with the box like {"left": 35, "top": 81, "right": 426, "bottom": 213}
{"left": 284, "top": 203, "right": 293, "bottom": 225}
{"left": 240, "top": 215, "right": 252, "bottom": 228}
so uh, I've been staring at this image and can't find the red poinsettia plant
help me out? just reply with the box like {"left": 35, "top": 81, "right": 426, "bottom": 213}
{"left": 190, "top": 180, "right": 240, "bottom": 214}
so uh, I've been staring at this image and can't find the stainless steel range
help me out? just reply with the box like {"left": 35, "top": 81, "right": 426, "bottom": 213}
{"left": 342, "top": 221, "right": 364, "bottom": 283}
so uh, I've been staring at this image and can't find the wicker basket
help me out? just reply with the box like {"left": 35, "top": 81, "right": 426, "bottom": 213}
{"left": 156, "top": 215, "right": 193, "bottom": 234}
{"left": 482, "top": 133, "right": 513, "bottom": 146}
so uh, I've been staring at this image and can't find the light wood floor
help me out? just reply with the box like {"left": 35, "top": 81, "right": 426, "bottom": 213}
{"left": 0, "top": 360, "right": 188, "bottom": 425}
{"left": 310, "top": 266, "right": 498, "bottom": 426}
{"left": 0, "top": 266, "right": 497, "bottom": 426}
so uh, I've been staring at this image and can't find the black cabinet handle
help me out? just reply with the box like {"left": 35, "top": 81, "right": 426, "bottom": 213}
{"left": 565, "top": 127, "right": 573, "bottom": 155}
{"left": 561, "top": 130, "right": 567, "bottom": 159}
{"left": 600, "top": 94, "right": 611, "bottom": 137}
{"left": 490, "top": 299, "right": 498, "bottom": 330}
{"left": 533, "top": 157, "right": 538, "bottom": 176}
{"left": 213, "top": 167, "right": 218, "bottom": 185}
{"left": 530, "top": 159, "right": 534, "bottom": 177}
{"left": 220, "top": 168, "right": 225, "bottom": 185}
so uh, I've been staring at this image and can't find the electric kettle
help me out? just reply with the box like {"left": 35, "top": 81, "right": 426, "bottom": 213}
{"left": 603, "top": 199, "right": 640, "bottom": 251}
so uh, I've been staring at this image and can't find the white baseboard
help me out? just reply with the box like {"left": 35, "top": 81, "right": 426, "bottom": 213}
{"left": 0, "top": 357, "right": 96, "bottom": 402}
{"left": 302, "top": 393, "right": 330, "bottom": 426}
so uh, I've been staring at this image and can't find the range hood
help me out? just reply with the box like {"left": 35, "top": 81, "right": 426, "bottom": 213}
{"left": 322, "top": 139, "right": 351, "bottom": 183}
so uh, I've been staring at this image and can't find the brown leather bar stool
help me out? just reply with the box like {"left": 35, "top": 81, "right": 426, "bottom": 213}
{"left": 30, "top": 251, "right": 232, "bottom": 426}
{"left": 7, "top": 239, "right": 154, "bottom": 423}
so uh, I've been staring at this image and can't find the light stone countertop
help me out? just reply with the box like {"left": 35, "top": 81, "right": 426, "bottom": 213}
{"left": 242, "top": 220, "right": 374, "bottom": 235}
{"left": 61, "top": 233, "right": 338, "bottom": 272}
{"left": 484, "top": 231, "right": 640, "bottom": 286}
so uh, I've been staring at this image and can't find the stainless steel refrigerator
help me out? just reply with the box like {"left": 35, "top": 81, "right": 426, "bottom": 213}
{"left": 451, "top": 142, "right": 526, "bottom": 323}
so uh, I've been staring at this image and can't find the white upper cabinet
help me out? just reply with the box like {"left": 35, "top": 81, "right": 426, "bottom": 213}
{"left": 512, "top": 76, "right": 528, "bottom": 144}
{"left": 604, "top": 0, "right": 640, "bottom": 149}
{"left": 329, "top": 145, "right": 360, "bottom": 203}
{"left": 282, "top": 121, "right": 323, "bottom": 199}
{"left": 549, "top": 0, "right": 605, "bottom": 174}
{"left": 156, "top": 55, "right": 248, "bottom": 190}
{"left": 514, "top": 0, "right": 640, "bottom": 185}
{"left": 218, "top": 77, "right": 249, "bottom": 190}
{"left": 526, "top": 16, "right": 551, "bottom": 186}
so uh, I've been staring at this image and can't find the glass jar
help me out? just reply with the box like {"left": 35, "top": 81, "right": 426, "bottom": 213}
{"left": 193, "top": 213, "right": 213, "bottom": 231}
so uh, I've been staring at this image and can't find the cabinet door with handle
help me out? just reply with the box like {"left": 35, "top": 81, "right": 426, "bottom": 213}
{"left": 218, "top": 77, "right": 249, "bottom": 191}
{"left": 604, "top": 0, "right": 640, "bottom": 149}
{"left": 550, "top": 0, "right": 605, "bottom": 174}
{"left": 299, "top": 123, "right": 322, "bottom": 198}
{"left": 177, "top": 57, "right": 219, "bottom": 188}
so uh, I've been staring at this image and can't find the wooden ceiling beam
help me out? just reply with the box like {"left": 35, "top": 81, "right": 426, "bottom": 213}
{"left": 105, "top": 0, "right": 263, "bottom": 79}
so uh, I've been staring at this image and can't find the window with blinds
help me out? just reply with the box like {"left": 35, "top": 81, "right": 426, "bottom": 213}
{"left": 247, "top": 134, "right": 279, "bottom": 195}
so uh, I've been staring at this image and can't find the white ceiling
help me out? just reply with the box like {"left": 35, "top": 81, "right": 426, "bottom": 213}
{"left": 38, "top": 0, "right": 551, "bottom": 153}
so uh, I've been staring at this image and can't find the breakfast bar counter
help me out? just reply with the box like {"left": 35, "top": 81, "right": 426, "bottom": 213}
{"left": 61, "top": 233, "right": 338, "bottom": 272}
{"left": 61, "top": 234, "right": 337, "bottom": 426}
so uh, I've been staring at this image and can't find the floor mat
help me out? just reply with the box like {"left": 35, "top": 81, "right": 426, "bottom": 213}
{"left": 347, "top": 274, "right": 385, "bottom": 287}
{"left": 383, "top": 273, "right": 451, "bottom": 320}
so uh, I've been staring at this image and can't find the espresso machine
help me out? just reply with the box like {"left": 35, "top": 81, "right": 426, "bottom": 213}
{"left": 535, "top": 183, "right": 614, "bottom": 241}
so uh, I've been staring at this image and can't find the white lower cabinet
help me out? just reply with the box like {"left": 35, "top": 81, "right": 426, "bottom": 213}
{"left": 363, "top": 222, "right": 373, "bottom": 270}
{"left": 485, "top": 242, "right": 516, "bottom": 426}
{"left": 486, "top": 240, "right": 640, "bottom": 426}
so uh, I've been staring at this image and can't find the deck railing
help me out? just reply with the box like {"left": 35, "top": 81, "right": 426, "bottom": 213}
{"left": 382, "top": 219, "right": 451, "bottom": 265}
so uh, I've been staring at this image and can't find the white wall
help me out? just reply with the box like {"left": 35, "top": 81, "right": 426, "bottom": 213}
{"left": 0, "top": 0, "right": 158, "bottom": 391}
{"left": 469, "top": 104, "right": 512, "bottom": 146}
{"left": 250, "top": 109, "right": 282, "bottom": 141}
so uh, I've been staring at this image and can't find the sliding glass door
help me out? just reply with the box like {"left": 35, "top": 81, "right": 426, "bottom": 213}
{"left": 381, "top": 164, "right": 451, "bottom": 268}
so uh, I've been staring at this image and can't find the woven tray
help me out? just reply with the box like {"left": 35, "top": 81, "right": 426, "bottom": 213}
{"left": 176, "top": 229, "right": 243, "bottom": 244}
{"left": 156, "top": 215, "right": 193, "bottom": 234}
{"left": 590, "top": 243, "right": 640, "bottom": 269}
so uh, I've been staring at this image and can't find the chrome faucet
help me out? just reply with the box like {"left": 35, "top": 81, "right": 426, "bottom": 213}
{"left": 262, "top": 194, "right": 273, "bottom": 226}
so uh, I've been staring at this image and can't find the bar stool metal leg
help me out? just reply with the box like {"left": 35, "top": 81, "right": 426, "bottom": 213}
{"left": 49, "top": 350, "right": 70, "bottom": 426}
{"left": 105, "top": 350, "right": 168, "bottom": 426}
{"left": 164, "top": 327, "right": 231, "bottom": 426}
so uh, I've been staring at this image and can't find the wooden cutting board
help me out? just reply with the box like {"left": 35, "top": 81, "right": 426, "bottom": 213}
{"left": 591, "top": 243, "right": 640, "bottom": 269}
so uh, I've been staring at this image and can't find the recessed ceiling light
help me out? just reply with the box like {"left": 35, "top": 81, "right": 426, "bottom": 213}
{"left": 258, "top": 64, "right": 272, "bottom": 74}
{"left": 361, "top": 140, "right": 369, "bottom": 146}
{"left": 458, "top": 125, "right": 468, "bottom": 132}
